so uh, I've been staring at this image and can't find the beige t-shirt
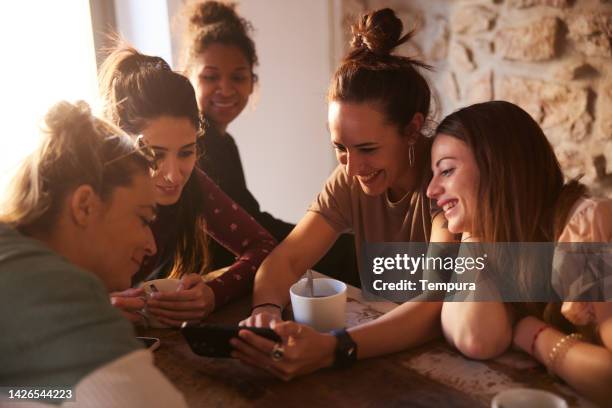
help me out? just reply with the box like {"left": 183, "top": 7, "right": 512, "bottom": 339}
{"left": 309, "top": 165, "right": 434, "bottom": 271}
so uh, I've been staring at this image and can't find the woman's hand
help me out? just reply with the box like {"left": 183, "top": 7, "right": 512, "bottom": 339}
{"left": 561, "top": 302, "right": 596, "bottom": 326}
{"left": 110, "top": 288, "right": 146, "bottom": 324}
{"left": 146, "top": 273, "right": 215, "bottom": 327}
{"left": 230, "top": 321, "right": 336, "bottom": 381}
{"left": 239, "top": 305, "right": 283, "bottom": 328}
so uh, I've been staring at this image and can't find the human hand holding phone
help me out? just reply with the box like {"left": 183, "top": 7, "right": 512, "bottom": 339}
{"left": 181, "top": 323, "right": 281, "bottom": 358}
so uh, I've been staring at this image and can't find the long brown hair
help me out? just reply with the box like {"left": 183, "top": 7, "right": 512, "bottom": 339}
{"left": 98, "top": 43, "right": 209, "bottom": 278}
{"left": 435, "top": 100, "right": 584, "bottom": 243}
{"left": 0, "top": 101, "right": 152, "bottom": 234}
{"left": 436, "top": 100, "right": 587, "bottom": 325}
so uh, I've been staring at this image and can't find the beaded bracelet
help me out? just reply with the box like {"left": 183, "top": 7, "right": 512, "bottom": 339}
{"left": 547, "top": 332, "right": 583, "bottom": 374}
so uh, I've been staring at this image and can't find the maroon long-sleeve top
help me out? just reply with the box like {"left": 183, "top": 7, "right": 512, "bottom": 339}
{"left": 135, "top": 168, "right": 277, "bottom": 308}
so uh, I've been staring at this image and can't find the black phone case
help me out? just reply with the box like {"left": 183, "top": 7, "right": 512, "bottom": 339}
{"left": 182, "top": 323, "right": 281, "bottom": 358}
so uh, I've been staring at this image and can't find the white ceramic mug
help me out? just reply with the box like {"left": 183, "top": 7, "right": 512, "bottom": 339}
{"left": 491, "top": 388, "right": 568, "bottom": 408}
{"left": 289, "top": 278, "right": 347, "bottom": 332}
{"left": 141, "top": 278, "right": 180, "bottom": 328}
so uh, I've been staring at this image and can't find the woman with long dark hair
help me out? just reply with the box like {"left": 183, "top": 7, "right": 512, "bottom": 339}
{"left": 181, "top": 1, "right": 358, "bottom": 283}
{"left": 99, "top": 44, "right": 276, "bottom": 327}
{"left": 427, "top": 100, "right": 612, "bottom": 405}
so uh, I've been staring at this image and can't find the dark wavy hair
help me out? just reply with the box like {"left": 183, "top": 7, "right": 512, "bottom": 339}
{"left": 182, "top": 1, "right": 258, "bottom": 80}
{"left": 98, "top": 42, "right": 210, "bottom": 278}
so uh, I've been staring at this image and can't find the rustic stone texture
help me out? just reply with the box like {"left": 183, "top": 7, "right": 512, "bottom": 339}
{"left": 347, "top": 0, "right": 612, "bottom": 197}
{"left": 474, "top": 38, "right": 494, "bottom": 54}
{"left": 398, "top": 41, "right": 424, "bottom": 60}
{"left": 396, "top": 8, "right": 426, "bottom": 33}
{"left": 590, "top": 151, "right": 612, "bottom": 198}
{"left": 507, "top": 0, "right": 571, "bottom": 8}
{"left": 554, "top": 145, "right": 587, "bottom": 180}
{"left": 451, "top": 5, "right": 497, "bottom": 34}
{"left": 467, "top": 71, "right": 494, "bottom": 104}
{"left": 568, "top": 111, "right": 593, "bottom": 143}
{"left": 496, "top": 17, "right": 558, "bottom": 61}
{"left": 496, "top": 77, "right": 589, "bottom": 131}
{"left": 598, "top": 79, "right": 612, "bottom": 141}
{"left": 568, "top": 14, "right": 612, "bottom": 58}
{"left": 445, "top": 71, "right": 461, "bottom": 103}
{"left": 553, "top": 60, "right": 599, "bottom": 81}
{"left": 450, "top": 41, "right": 476, "bottom": 71}
{"left": 428, "top": 16, "right": 450, "bottom": 61}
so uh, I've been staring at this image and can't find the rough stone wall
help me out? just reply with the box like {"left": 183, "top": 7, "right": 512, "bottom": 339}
{"left": 338, "top": 0, "right": 612, "bottom": 197}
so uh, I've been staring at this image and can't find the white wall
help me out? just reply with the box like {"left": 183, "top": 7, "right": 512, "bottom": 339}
{"left": 114, "top": 0, "right": 174, "bottom": 67}
{"left": 228, "top": 0, "right": 338, "bottom": 223}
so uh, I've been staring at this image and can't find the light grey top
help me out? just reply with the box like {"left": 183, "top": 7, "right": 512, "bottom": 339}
{"left": 0, "top": 224, "right": 141, "bottom": 389}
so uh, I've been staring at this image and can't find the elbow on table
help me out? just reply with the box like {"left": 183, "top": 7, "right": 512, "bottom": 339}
{"left": 453, "top": 330, "right": 511, "bottom": 360}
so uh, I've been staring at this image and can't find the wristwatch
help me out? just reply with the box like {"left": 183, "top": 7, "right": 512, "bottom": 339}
{"left": 331, "top": 328, "right": 357, "bottom": 368}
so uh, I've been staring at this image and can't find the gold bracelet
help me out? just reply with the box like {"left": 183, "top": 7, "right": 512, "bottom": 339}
{"left": 547, "top": 332, "right": 583, "bottom": 375}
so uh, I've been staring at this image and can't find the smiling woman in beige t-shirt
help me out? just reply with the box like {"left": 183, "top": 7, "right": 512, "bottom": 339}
{"left": 234, "top": 8, "right": 455, "bottom": 381}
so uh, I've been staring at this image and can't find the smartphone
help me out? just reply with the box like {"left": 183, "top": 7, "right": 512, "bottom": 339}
{"left": 181, "top": 323, "right": 281, "bottom": 358}
{"left": 137, "top": 336, "right": 160, "bottom": 352}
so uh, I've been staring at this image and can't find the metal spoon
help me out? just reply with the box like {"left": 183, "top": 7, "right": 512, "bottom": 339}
{"left": 307, "top": 269, "right": 314, "bottom": 297}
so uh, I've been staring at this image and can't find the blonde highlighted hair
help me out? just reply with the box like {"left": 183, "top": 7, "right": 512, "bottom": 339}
{"left": 0, "top": 100, "right": 153, "bottom": 234}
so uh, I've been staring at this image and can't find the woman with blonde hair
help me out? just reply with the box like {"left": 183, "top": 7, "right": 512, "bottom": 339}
{"left": 0, "top": 101, "right": 186, "bottom": 406}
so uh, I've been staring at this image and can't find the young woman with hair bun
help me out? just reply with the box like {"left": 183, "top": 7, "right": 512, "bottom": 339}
{"left": 98, "top": 44, "right": 277, "bottom": 327}
{"left": 0, "top": 101, "right": 186, "bottom": 405}
{"left": 233, "top": 8, "right": 455, "bottom": 380}
{"left": 181, "top": 1, "right": 358, "bottom": 282}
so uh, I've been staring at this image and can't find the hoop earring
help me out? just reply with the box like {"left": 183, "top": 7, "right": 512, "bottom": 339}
{"left": 409, "top": 144, "right": 415, "bottom": 168}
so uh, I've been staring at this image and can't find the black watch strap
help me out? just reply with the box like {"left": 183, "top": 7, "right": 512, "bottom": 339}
{"left": 331, "top": 328, "right": 357, "bottom": 368}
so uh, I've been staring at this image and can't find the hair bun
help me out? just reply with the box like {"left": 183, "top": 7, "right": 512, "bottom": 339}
{"left": 350, "top": 8, "right": 409, "bottom": 56}
{"left": 44, "top": 100, "right": 92, "bottom": 137}
{"left": 189, "top": 1, "right": 243, "bottom": 31}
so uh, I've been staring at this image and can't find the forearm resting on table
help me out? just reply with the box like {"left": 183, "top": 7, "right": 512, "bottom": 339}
{"left": 441, "top": 302, "right": 512, "bottom": 360}
{"left": 348, "top": 301, "right": 442, "bottom": 360}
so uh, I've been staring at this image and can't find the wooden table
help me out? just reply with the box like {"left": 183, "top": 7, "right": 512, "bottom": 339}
{"left": 139, "top": 280, "right": 595, "bottom": 407}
